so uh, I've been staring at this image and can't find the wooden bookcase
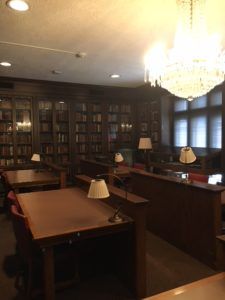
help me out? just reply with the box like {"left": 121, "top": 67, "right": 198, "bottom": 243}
{"left": 107, "top": 103, "right": 133, "bottom": 153}
{"left": 90, "top": 102, "right": 103, "bottom": 155}
{"left": 55, "top": 101, "right": 70, "bottom": 164}
{"left": 74, "top": 102, "right": 88, "bottom": 161}
{"left": 0, "top": 95, "right": 33, "bottom": 166}
{"left": 37, "top": 99, "right": 70, "bottom": 164}
{"left": 38, "top": 100, "right": 54, "bottom": 162}
{"left": 150, "top": 99, "right": 161, "bottom": 150}
{"left": 137, "top": 102, "right": 150, "bottom": 138}
{"left": 0, "top": 96, "right": 14, "bottom": 166}
{"left": 15, "top": 96, "right": 32, "bottom": 164}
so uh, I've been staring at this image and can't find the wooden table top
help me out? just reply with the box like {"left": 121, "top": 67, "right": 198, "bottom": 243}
{"left": 144, "top": 273, "right": 225, "bottom": 300}
{"left": 17, "top": 187, "right": 133, "bottom": 247}
{"left": 5, "top": 169, "right": 60, "bottom": 188}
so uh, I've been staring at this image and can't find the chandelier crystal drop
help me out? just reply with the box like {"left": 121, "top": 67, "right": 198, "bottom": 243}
{"left": 144, "top": 0, "right": 225, "bottom": 101}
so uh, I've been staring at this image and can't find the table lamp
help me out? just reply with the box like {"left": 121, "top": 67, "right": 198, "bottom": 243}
{"left": 179, "top": 146, "right": 196, "bottom": 183}
{"left": 88, "top": 173, "right": 127, "bottom": 223}
{"left": 31, "top": 153, "right": 41, "bottom": 172}
{"left": 138, "top": 137, "right": 152, "bottom": 151}
{"left": 138, "top": 137, "right": 152, "bottom": 171}
{"left": 114, "top": 152, "right": 123, "bottom": 163}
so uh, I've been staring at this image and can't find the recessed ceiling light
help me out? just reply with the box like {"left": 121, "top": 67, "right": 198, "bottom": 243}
{"left": 0, "top": 61, "right": 11, "bottom": 67}
{"left": 6, "top": 0, "right": 29, "bottom": 11}
{"left": 110, "top": 74, "right": 120, "bottom": 78}
{"left": 59, "top": 101, "right": 65, "bottom": 104}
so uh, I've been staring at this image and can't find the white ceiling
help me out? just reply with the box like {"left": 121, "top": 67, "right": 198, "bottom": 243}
{"left": 0, "top": 0, "right": 225, "bottom": 88}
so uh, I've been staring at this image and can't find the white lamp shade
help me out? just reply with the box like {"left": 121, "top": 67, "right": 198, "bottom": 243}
{"left": 87, "top": 179, "right": 110, "bottom": 199}
{"left": 114, "top": 153, "right": 124, "bottom": 163}
{"left": 138, "top": 137, "right": 152, "bottom": 150}
{"left": 179, "top": 147, "right": 196, "bottom": 164}
{"left": 31, "top": 153, "right": 40, "bottom": 162}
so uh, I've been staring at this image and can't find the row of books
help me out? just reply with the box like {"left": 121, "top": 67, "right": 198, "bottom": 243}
{"left": 0, "top": 158, "right": 14, "bottom": 166}
{"left": 15, "top": 99, "right": 31, "bottom": 109}
{"left": 91, "top": 134, "right": 102, "bottom": 142}
{"left": 40, "top": 123, "right": 52, "bottom": 132}
{"left": 90, "top": 123, "right": 102, "bottom": 132}
{"left": 0, "top": 110, "right": 12, "bottom": 120}
{"left": 17, "top": 134, "right": 32, "bottom": 143}
{"left": 75, "top": 134, "right": 87, "bottom": 142}
{"left": 17, "top": 145, "right": 32, "bottom": 155}
{"left": 57, "top": 145, "right": 69, "bottom": 153}
{"left": 92, "top": 113, "right": 102, "bottom": 122}
{"left": 75, "top": 112, "right": 87, "bottom": 122}
{"left": 39, "top": 101, "right": 53, "bottom": 110}
{"left": 57, "top": 133, "right": 68, "bottom": 143}
{"left": 76, "top": 144, "right": 88, "bottom": 153}
{"left": 75, "top": 103, "right": 87, "bottom": 112}
{"left": 56, "top": 123, "right": 68, "bottom": 132}
{"left": 0, "top": 123, "right": 12, "bottom": 131}
{"left": 41, "top": 145, "right": 54, "bottom": 154}
{"left": 0, "top": 134, "right": 13, "bottom": 143}
{"left": 56, "top": 154, "right": 69, "bottom": 163}
{"left": 91, "top": 144, "right": 102, "bottom": 153}
{"left": 0, "top": 145, "right": 13, "bottom": 156}
{"left": 108, "top": 114, "right": 118, "bottom": 122}
{"left": 56, "top": 111, "right": 68, "bottom": 121}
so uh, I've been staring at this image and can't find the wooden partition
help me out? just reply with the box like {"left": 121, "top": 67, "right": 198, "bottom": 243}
{"left": 42, "top": 161, "right": 67, "bottom": 188}
{"left": 75, "top": 172, "right": 149, "bottom": 299}
{"left": 130, "top": 170, "right": 225, "bottom": 268}
{"left": 79, "top": 159, "right": 115, "bottom": 183}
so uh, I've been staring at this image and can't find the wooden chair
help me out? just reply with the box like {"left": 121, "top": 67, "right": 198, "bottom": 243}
{"left": 10, "top": 204, "right": 38, "bottom": 298}
{"left": 7, "top": 190, "right": 21, "bottom": 213}
{"left": 10, "top": 205, "right": 79, "bottom": 299}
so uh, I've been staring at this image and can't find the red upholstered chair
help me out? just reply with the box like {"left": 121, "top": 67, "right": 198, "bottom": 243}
{"left": 133, "top": 163, "right": 146, "bottom": 170}
{"left": 10, "top": 204, "right": 39, "bottom": 298}
{"left": 188, "top": 172, "right": 208, "bottom": 183}
{"left": 7, "top": 190, "right": 22, "bottom": 213}
{"left": 11, "top": 205, "right": 79, "bottom": 298}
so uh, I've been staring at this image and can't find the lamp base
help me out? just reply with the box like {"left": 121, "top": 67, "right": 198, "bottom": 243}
{"left": 108, "top": 214, "right": 123, "bottom": 223}
{"left": 181, "top": 178, "right": 192, "bottom": 184}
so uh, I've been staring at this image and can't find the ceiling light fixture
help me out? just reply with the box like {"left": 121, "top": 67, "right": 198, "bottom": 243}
{"left": 6, "top": 0, "right": 29, "bottom": 11}
{"left": 110, "top": 74, "right": 120, "bottom": 78}
{"left": 144, "top": 0, "right": 225, "bottom": 101}
{"left": 52, "top": 70, "right": 62, "bottom": 75}
{"left": 0, "top": 61, "right": 11, "bottom": 67}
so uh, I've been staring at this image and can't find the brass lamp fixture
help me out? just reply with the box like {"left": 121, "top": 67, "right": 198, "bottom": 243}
{"left": 88, "top": 173, "right": 127, "bottom": 223}
{"left": 179, "top": 146, "right": 196, "bottom": 183}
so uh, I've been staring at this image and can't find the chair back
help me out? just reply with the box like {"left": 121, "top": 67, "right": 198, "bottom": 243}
{"left": 188, "top": 172, "right": 208, "bottom": 183}
{"left": 10, "top": 205, "right": 32, "bottom": 259}
{"left": 7, "top": 190, "right": 21, "bottom": 212}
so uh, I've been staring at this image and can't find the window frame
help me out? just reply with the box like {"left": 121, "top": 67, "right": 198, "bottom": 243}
{"left": 172, "top": 88, "right": 222, "bottom": 152}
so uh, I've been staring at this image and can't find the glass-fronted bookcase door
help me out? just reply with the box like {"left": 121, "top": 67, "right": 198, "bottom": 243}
{"left": 0, "top": 95, "right": 33, "bottom": 166}
{"left": 37, "top": 99, "right": 70, "bottom": 164}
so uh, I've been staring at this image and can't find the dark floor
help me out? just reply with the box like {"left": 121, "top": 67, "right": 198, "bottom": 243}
{"left": 0, "top": 202, "right": 217, "bottom": 300}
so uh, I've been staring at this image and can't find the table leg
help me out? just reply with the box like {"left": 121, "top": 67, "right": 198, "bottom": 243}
{"left": 43, "top": 247, "right": 55, "bottom": 300}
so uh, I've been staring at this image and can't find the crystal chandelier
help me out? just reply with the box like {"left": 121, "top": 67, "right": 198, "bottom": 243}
{"left": 144, "top": 0, "right": 225, "bottom": 101}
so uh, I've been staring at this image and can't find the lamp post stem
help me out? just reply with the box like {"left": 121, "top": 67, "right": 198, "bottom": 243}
{"left": 96, "top": 173, "right": 127, "bottom": 223}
